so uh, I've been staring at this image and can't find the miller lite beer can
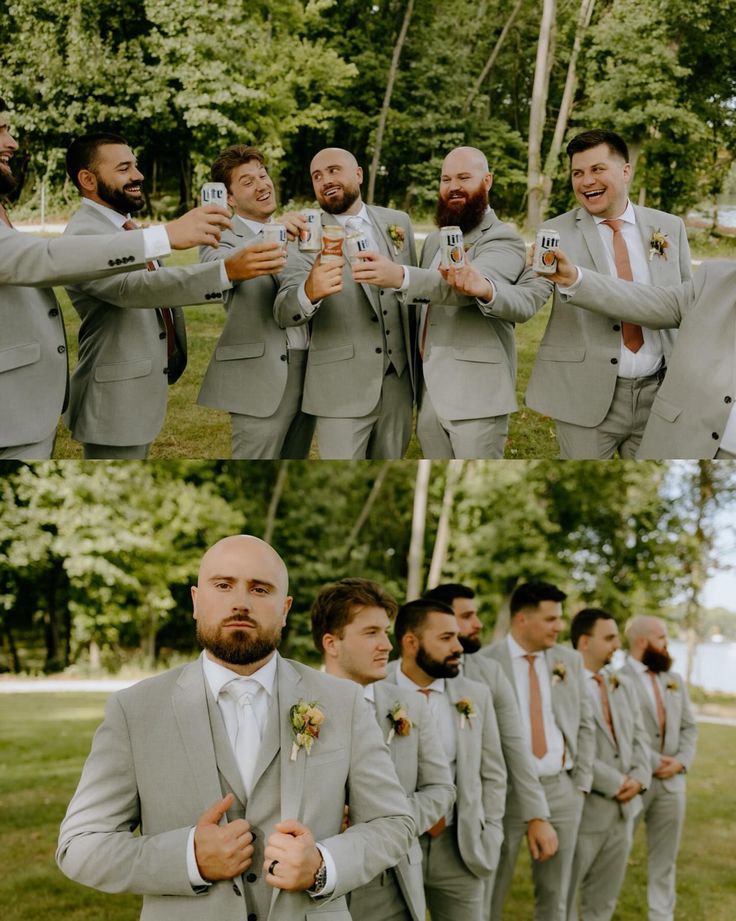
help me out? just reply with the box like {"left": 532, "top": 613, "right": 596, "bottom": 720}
{"left": 299, "top": 209, "right": 322, "bottom": 252}
{"left": 439, "top": 226, "right": 465, "bottom": 269}
{"left": 533, "top": 228, "right": 560, "bottom": 274}
{"left": 346, "top": 230, "right": 370, "bottom": 263}
{"left": 200, "top": 182, "right": 228, "bottom": 209}
{"left": 321, "top": 224, "right": 345, "bottom": 262}
{"left": 263, "top": 222, "right": 288, "bottom": 250}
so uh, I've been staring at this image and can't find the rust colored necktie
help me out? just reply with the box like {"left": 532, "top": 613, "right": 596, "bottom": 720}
{"left": 524, "top": 654, "right": 548, "bottom": 759}
{"left": 600, "top": 218, "right": 644, "bottom": 352}
{"left": 592, "top": 673, "right": 617, "bottom": 743}
{"left": 648, "top": 670, "right": 667, "bottom": 749}
{"left": 417, "top": 687, "right": 446, "bottom": 837}
{"left": 122, "top": 218, "right": 176, "bottom": 360}
{"left": 0, "top": 203, "right": 13, "bottom": 227}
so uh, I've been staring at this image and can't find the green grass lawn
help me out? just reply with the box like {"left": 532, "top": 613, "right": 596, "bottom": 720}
{"left": 1, "top": 692, "right": 734, "bottom": 920}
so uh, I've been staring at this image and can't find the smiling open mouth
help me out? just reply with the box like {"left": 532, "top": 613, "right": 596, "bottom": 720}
{"left": 583, "top": 189, "right": 605, "bottom": 200}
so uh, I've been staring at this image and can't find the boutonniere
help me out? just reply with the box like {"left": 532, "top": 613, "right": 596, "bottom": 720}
{"left": 648, "top": 229, "right": 669, "bottom": 261}
{"left": 551, "top": 662, "right": 567, "bottom": 685}
{"left": 387, "top": 224, "right": 405, "bottom": 254}
{"left": 386, "top": 702, "right": 413, "bottom": 743}
{"left": 455, "top": 697, "right": 476, "bottom": 729}
{"left": 609, "top": 673, "right": 621, "bottom": 691}
{"left": 665, "top": 679, "right": 678, "bottom": 692}
{"left": 289, "top": 700, "right": 325, "bottom": 760}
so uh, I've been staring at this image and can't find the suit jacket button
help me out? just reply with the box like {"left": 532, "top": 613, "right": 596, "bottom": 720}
{"left": 107, "top": 259, "right": 115, "bottom": 266}
{"left": 246, "top": 873, "right": 257, "bottom": 883}
{"left": 204, "top": 293, "right": 211, "bottom": 300}
{"left": 612, "top": 323, "right": 620, "bottom": 331}
{"left": 383, "top": 309, "right": 388, "bottom": 315}
{"left": 57, "top": 345, "right": 66, "bottom": 354}
{"left": 163, "top": 367, "right": 169, "bottom": 375}
{"left": 115, "top": 258, "right": 122, "bottom": 265}
{"left": 379, "top": 289, "right": 385, "bottom": 295}
{"left": 610, "top": 357, "right": 618, "bottom": 365}
{"left": 725, "top": 396, "right": 733, "bottom": 404}
{"left": 159, "top": 331, "right": 167, "bottom": 340}
{"left": 280, "top": 354, "right": 287, "bottom": 361}
{"left": 248, "top": 914, "right": 258, "bottom": 921}
{"left": 232, "top": 882, "right": 242, "bottom": 896}
{"left": 370, "top": 315, "right": 378, "bottom": 322}
{"left": 292, "top": 314, "right": 301, "bottom": 321}
{"left": 385, "top": 329, "right": 390, "bottom": 335}
{"left": 49, "top": 308, "right": 59, "bottom": 317}
{"left": 375, "top": 347, "right": 382, "bottom": 354}
{"left": 387, "top": 348, "right": 392, "bottom": 354}
{"left": 712, "top": 432, "right": 720, "bottom": 440}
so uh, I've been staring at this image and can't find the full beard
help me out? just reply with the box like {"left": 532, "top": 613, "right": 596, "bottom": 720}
{"left": 416, "top": 644, "right": 460, "bottom": 679}
{"left": 459, "top": 634, "right": 482, "bottom": 655}
{"left": 318, "top": 182, "right": 361, "bottom": 215}
{"left": 196, "top": 619, "right": 281, "bottom": 666}
{"left": 435, "top": 185, "right": 489, "bottom": 234}
{"left": 96, "top": 175, "right": 145, "bottom": 215}
{"left": 642, "top": 644, "right": 673, "bottom": 673}
{"left": 0, "top": 163, "right": 16, "bottom": 196}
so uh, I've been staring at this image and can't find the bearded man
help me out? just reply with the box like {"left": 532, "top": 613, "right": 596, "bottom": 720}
{"left": 58, "top": 534, "right": 415, "bottom": 921}
{"left": 619, "top": 616, "right": 697, "bottom": 921}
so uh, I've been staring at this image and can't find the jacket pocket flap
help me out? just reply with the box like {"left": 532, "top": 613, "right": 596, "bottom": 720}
{"left": 94, "top": 359, "right": 152, "bottom": 383}
{"left": 538, "top": 345, "right": 586, "bottom": 362}
{"left": 0, "top": 341, "right": 41, "bottom": 373}
{"left": 215, "top": 341, "right": 266, "bottom": 361}
{"left": 309, "top": 344, "right": 354, "bottom": 366}
{"left": 650, "top": 394, "right": 682, "bottom": 423}
{"left": 453, "top": 346, "right": 502, "bottom": 363}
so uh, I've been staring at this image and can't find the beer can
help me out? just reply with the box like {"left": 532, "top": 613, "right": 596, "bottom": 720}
{"left": 299, "top": 208, "right": 322, "bottom": 252}
{"left": 533, "top": 228, "right": 560, "bottom": 274}
{"left": 321, "top": 224, "right": 345, "bottom": 262}
{"left": 439, "top": 226, "right": 465, "bottom": 269}
{"left": 200, "top": 182, "right": 228, "bottom": 209}
{"left": 263, "top": 222, "right": 288, "bottom": 250}
{"left": 346, "top": 230, "right": 370, "bottom": 263}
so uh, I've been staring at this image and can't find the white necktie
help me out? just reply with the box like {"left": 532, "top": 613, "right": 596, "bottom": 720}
{"left": 223, "top": 678, "right": 262, "bottom": 796}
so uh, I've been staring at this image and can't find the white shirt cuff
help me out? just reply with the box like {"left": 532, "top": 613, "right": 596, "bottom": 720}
{"left": 298, "top": 281, "right": 319, "bottom": 316}
{"left": 557, "top": 266, "right": 583, "bottom": 297}
{"left": 217, "top": 261, "right": 233, "bottom": 290}
{"left": 396, "top": 265, "right": 410, "bottom": 292}
{"left": 476, "top": 275, "right": 496, "bottom": 306}
{"left": 186, "top": 826, "right": 212, "bottom": 889}
{"left": 142, "top": 225, "right": 172, "bottom": 261}
{"left": 309, "top": 843, "right": 337, "bottom": 898}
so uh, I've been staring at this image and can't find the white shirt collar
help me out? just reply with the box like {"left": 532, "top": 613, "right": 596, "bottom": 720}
{"left": 234, "top": 213, "right": 273, "bottom": 237}
{"left": 334, "top": 203, "right": 370, "bottom": 227}
{"left": 627, "top": 654, "right": 648, "bottom": 675}
{"left": 593, "top": 199, "right": 636, "bottom": 226}
{"left": 201, "top": 648, "right": 278, "bottom": 700}
{"left": 363, "top": 682, "right": 376, "bottom": 704}
{"left": 82, "top": 197, "right": 131, "bottom": 229}
{"left": 394, "top": 663, "right": 445, "bottom": 695}
{"left": 507, "top": 633, "right": 544, "bottom": 660}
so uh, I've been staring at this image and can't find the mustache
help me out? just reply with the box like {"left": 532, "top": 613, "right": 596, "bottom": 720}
{"left": 222, "top": 615, "right": 258, "bottom": 628}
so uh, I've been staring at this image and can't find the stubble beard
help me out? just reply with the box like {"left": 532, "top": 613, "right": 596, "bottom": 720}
{"left": 318, "top": 183, "right": 361, "bottom": 215}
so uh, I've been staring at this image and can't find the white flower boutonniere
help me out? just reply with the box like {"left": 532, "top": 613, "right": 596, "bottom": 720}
{"left": 666, "top": 679, "right": 678, "bottom": 693}
{"left": 387, "top": 224, "right": 405, "bottom": 255}
{"left": 289, "top": 700, "right": 325, "bottom": 761}
{"left": 609, "top": 673, "right": 621, "bottom": 691}
{"left": 649, "top": 229, "right": 669, "bottom": 261}
{"left": 386, "top": 702, "right": 413, "bottom": 743}
{"left": 455, "top": 697, "right": 476, "bottom": 729}
{"left": 551, "top": 662, "right": 567, "bottom": 685}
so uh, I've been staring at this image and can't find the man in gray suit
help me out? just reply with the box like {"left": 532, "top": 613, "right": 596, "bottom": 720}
{"left": 63, "top": 133, "right": 287, "bottom": 459}
{"left": 274, "top": 147, "right": 416, "bottom": 459}
{"left": 482, "top": 581, "right": 595, "bottom": 921}
{"left": 58, "top": 535, "right": 415, "bottom": 921}
{"left": 198, "top": 144, "right": 316, "bottom": 459}
{"left": 311, "top": 577, "right": 455, "bottom": 921}
{"left": 0, "top": 103, "right": 232, "bottom": 460}
{"left": 567, "top": 608, "right": 651, "bottom": 921}
{"left": 467, "top": 129, "right": 690, "bottom": 459}
{"left": 387, "top": 598, "right": 507, "bottom": 921}
{"left": 620, "top": 615, "right": 697, "bottom": 921}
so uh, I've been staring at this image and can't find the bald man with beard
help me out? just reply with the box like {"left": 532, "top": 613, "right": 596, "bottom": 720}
{"left": 356, "top": 146, "right": 528, "bottom": 459}
{"left": 274, "top": 147, "right": 417, "bottom": 459}
{"left": 58, "top": 535, "right": 415, "bottom": 921}
{"left": 619, "top": 616, "right": 697, "bottom": 921}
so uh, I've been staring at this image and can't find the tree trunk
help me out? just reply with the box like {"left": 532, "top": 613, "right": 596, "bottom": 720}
{"left": 89, "top": 639, "right": 101, "bottom": 672}
{"left": 43, "top": 562, "right": 64, "bottom": 672}
{"left": 367, "top": 0, "right": 415, "bottom": 205}
{"left": 427, "top": 460, "right": 465, "bottom": 589}
{"left": 492, "top": 590, "right": 514, "bottom": 641}
{"left": 344, "top": 462, "right": 393, "bottom": 557}
{"left": 527, "top": 0, "right": 557, "bottom": 230}
{"left": 263, "top": 461, "right": 289, "bottom": 546}
{"left": 464, "top": 0, "right": 525, "bottom": 114}
{"left": 1, "top": 618, "right": 22, "bottom": 673}
{"left": 539, "top": 0, "right": 596, "bottom": 220}
{"left": 407, "top": 460, "right": 432, "bottom": 601}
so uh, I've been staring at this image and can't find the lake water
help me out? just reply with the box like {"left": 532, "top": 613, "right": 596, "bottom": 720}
{"left": 612, "top": 640, "right": 736, "bottom": 694}
{"left": 688, "top": 204, "right": 736, "bottom": 229}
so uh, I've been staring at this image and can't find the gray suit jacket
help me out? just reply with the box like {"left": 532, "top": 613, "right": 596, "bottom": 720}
{"left": 57, "top": 655, "right": 415, "bottom": 921}
{"left": 368, "top": 680, "right": 455, "bottom": 921}
{"left": 63, "top": 204, "right": 225, "bottom": 446}
{"left": 492, "top": 205, "right": 690, "bottom": 427}
{"left": 198, "top": 218, "right": 299, "bottom": 416}
{"left": 580, "top": 669, "right": 651, "bottom": 833}
{"left": 274, "top": 206, "right": 416, "bottom": 417}
{"left": 566, "top": 261, "right": 736, "bottom": 458}
{"left": 0, "top": 223, "right": 152, "bottom": 448}
{"left": 619, "top": 660, "right": 697, "bottom": 793}
{"left": 483, "top": 640, "right": 596, "bottom": 794}
{"left": 405, "top": 209, "right": 527, "bottom": 419}
{"left": 464, "top": 651, "right": 550, "bottom": 822}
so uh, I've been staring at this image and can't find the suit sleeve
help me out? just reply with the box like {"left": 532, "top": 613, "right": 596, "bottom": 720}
{"left": 273, "top": 247, "right": 318, "bottom": 328}
{"left": 479, "top": 687, "right": 507, "bottom": 864}
{"left": 628, "top": 684, "right": 654, "bottom": 790}
{"left": 409, "top": 698, "right": 456, "bottom": 835}
{"left": 484, "top": 265, "right": 554, "bottom": 323}
{"left": 318, "top": 688, "right": 415, "bottom": 900}
{"left": 571, "top": 655, "right": 596, "bottom": 793}
{"left": 56, "top": 694, "right": 198, "bottom": 897}
{"left": 674, "top": 674, "right": 698, "bottom": 770}
{"left": 0, "top": 225, "right": 151, "bottom": 287}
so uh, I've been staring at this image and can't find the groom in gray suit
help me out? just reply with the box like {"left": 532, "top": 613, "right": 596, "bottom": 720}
{"left": 274, "top": 147, "right": 416, "bottom": 459}
{"left": 567, "top": 609, "right": 651, "bottom": 921}
{"left": 198, "top": 144, "right": 316, "bottom": 458}
{"left": 620, "top": 616, "right": 697, "bottom": 921}
{"left": 63, "top": 133, "right": 287, "bottom": 458}
{"left": 311, "top": 577, "right": 455, "bottom": 921}
{"left": 481, "top": 581, "right": 595, "bottom": 921}
{"left": 58, "top": 535, "right": 415, "bottom": 921}
{"left": 0, "top": 104, "right": 231, "bottom": 460}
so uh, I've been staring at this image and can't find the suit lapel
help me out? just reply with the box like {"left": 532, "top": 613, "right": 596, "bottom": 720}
{"left": 445, "top": 677, "right": 469, "bottom": 773}
{"left": 372, "top": 682, "right": 392, "bottom": 744}
{"left": 577, "top": 208, "right": 612, "bottom": 274}
{"left": 248, "top": 681, "right": 281, "bottom": 795}
{"left": 277, "top": 657, "right": 308, "bottom": 822}
{"left": 366, "top": 206, "right": 394, "bottom": 259}
{"left": 421, "top": 233, "right": 440, "bottom": 269}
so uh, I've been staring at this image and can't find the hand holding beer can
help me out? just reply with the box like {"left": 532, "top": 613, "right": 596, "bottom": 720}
{"left": 321, "top": 224, "right": 345, "bottom": 263}
{"left": 200, "top": 182, "right": 228, "bottom": 210}
{"left": 533, "top": 228, "right": 560, "bottom": 274}
{"left": 439, "top": 226, "right": 465, "bottom": 269}
{"left": 263, "top": 222, "right": 288, "bottom": 251}
{"left": 346, "top": 230, "right": 370, "bottom": 263}
{"left": 299, "top": 209, "right": 322, "bottom": 252}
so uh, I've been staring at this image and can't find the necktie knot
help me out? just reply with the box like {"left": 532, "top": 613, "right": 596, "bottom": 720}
{"left": 346, "top": 216, "right": 362, "bottom": 232}
{"left": 418, "top": 687, "right": 432, "bottom": 699}
{"left": 224, "top": 677, "right": 259, "bottom": 709}
{"left": 122, "top": 218, "right": 139, "bottom": 231}
{"left": 601, "top": 218, "right": 624, "bottom": 234}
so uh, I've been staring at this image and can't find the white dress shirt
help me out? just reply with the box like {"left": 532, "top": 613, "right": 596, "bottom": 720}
{"left": 506, "top": 634, "right": 569, "bottom": 777}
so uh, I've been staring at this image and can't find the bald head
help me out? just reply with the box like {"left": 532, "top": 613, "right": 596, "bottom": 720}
{"left": 310, "top": 147, "right": 363, "bottom": 214}
{"left": 311, "top": 147, "right": 359, "bottom": 174}
{"left": 437, "top": 146, "right": 493, "bottom": 233}
{"left": 442, "top": 146, "right": 490, "bottom": 175}
{"left": 198, "top": 534, "right": 289, "bottom": 595}
{"left": 625, "top": 615, "right": 669, "bottom": 663}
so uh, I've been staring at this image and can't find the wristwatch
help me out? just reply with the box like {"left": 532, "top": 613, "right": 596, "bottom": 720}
{"left": 308, "top": 855, "right": 327, "bottom": 894}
